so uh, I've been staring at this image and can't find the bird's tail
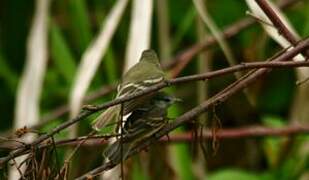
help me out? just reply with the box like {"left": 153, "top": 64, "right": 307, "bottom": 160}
{"left": 91, "top": 105, "right": 120, "bottom": 131}
{"left": 103, "top": 140, "right": 131, "bottom": 164}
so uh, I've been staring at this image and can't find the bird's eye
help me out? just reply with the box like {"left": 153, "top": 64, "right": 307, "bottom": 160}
{"left": 162, "top": 97, "right": 172, "bottom": 102}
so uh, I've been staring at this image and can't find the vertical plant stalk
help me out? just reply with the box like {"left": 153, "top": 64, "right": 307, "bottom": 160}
{"left": 157, "top": 1, "right": 194, "bottom": 179}
{"left": 50, "top": 21, "right": 76, "bottom": 84}
{"left": 69, "top": 0, "right": 129, "bottom": 136}
{"left": 157, "top": 0, "right": 171, "bottom": 61}
{"left": 124, "top": 0, "right": 153, "bottom": 71}
{"left": 192, "top": 16, "right": 210, "bottom": 179}
{"left": 193, "top": 0, "right": 256, "bottom": 106}
{"left": 11, "top": 0, "right": 50, "bottom": 179}
{"left": 68, "top": 0, "right": 92, "bottom": 52}
{"left": 102, "top": 0, "right": 154, "bottom": 179}
{"left": 193, "top": 0, "right": 238, "bottom": 72}
{"left": 69, "top": 0, "right": 129, "bottom": 176}
{"left": 196, "top": 17, "right": 210, "bottom": 129}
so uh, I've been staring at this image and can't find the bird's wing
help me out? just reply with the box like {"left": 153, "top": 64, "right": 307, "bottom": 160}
{"left": 118, "top": 75, "right": 164, "bottom": 114}
{"left": 122, "top": 92, "right": 155, "bottom": 115}
{"left": 91, "top": 105, "right": 120, "bottom": 131}
{"left": 103, "top": 140, "right": 132, "bottom": 164}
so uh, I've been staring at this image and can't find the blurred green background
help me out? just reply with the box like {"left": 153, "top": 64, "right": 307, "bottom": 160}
{"left": 0, "top": 0, "right": 309, "bottom": 179}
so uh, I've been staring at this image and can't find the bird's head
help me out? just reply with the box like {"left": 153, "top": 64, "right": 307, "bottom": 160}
{"left": 140, "top": 49, "right": 160, "bottom": 65}
{"left": 154, "top": 92, "right": 182, "bottom": 109}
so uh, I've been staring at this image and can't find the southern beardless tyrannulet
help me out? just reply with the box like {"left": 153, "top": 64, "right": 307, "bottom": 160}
{"left": 92, "top": 49, "right": 165, "bottom": 132}
{"left": 103, "top": 92, "right": 180, "bottom": 163}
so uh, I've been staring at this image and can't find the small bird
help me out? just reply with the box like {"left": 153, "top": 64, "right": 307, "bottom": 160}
{"left": 92, "top": 49, "right": 165, "bottom": 131}
{"left": 103, "top": 92, "right": 180, "bottom": 164}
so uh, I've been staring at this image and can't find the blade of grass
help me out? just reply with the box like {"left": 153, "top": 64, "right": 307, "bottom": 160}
{"left": 166, "top": 87, "right": 195, "bottom": 180}
{"left": 102, "top": 0, "right": 154, "bottom": 179}
{"left": 157, "top": 0, "right": 171, "bottom": 61}
{"left": 103, "top": 47, "right": 118, "bottom": 84}
{"left": 171, "top": 7, "right": 196, "bottom": 51}
{"left": 50, "top": 20, "right": 76, "bottom": 84}
{"left": 157, "top": 1, "right": 194, "bottom": 178}
{"left": 302, "top": 2, "right": 309, "bottom": 36}
{"left": 0, "top": 53, "right": 18, "bottom": 92}
{"left": 193, "top": 0, "right": 256, "bottom": 106}
{"left": 193, "top": 0, "right": 238, "bottom": 73}
{"left": 193, "top": 16, "right": 211, "bottom": 179}
{"left": 12, "top": 0, "right": 50, "bottom": 179}
{"left": 124, "top": 0, "right": 153, "bottom": 71}
{"left": 69, "top": 0, "right": 129, "bottom": 137}
{"left": 131, "top": 157, "right": 149, "bottom": 180}
{"left": 68, "top": 0, "right": 92, "bottom": 52}
{"left": 169, "top": 127, "right": 195, "bottom": 180}
{"left": 157, "top": 2, "right": 194, "bottom": 178}
{"left": 14, "top": 0, "right": 50, "bottom": 128}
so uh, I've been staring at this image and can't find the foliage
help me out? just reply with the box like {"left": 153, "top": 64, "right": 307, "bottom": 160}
{"left": 0, "top": 0, "right": 308, "bottom": 179}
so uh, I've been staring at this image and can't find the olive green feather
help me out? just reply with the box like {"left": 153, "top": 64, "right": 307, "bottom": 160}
{"left": 92, "top": 49, "right": 165, "bottom": 131}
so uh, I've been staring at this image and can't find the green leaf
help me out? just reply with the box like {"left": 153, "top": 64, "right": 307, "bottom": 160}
{"left": 131, "top": 157, "right": 149, "bottom": 180}
{"left": 207, "top": 0, "right": 247, "bottom": 28}
{"left": 262, "top": 115, "right": 285, "bottom": 127}
{"left": 68, "top": 0, "right": 92, "bottom": 52}
{"left": 170, "top": 142, "right": 195, "bottom": 180}
{"left": 103, "top": 47, "right": 118, "bottom": 84}
{"left": 50, "top": 21, "right": 76, "bottom": 84}
{"left": 257, "top": 70, "right": 295, "bottom": 114}
{"left": 166, "top": 87, "right": 195, "bottom": 180}
{"left": 0, "top": 53, "right": 18, "bottom": 92}
{"left": 209, "top": 169, "right": 262, "bottom": 180}
{"left": 262, "top": 115, "right": 286, "bottom": 168}
{"left": 171, "top": 7, "right": 196, "bottom": 50}
{"left": 302, "top": 1, "right": 309, "bottom": 36}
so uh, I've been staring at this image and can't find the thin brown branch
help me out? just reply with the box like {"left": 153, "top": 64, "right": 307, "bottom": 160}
{"left": 4, "top": 123, "right": 309, "bottom": 150}
{"left": 255, "top": 0, "right": 309, "bottom": 57}
{"left": 37, "top": 125, "right": 309, "bottom": 147}
{"left": 41, "top": 84, "right": 117, "bottom": 128}
{"left": 1, "top": 40, "right": 309, "bottom": 166}
{"left": 255, "top": 0, "right": 299, "bottom": 45}
{"left": 169, "top": 60, "right": 309, "bottom": 84}
{"left": 76, "top": 124, "right": 309, "bottom": 179}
